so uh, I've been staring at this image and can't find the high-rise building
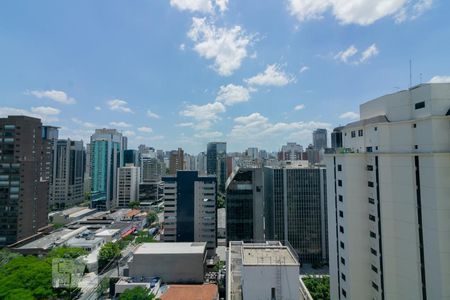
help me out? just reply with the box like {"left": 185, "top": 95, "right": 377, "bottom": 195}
{"left": 306, "top": 144, "right": 322, "bottom": 165}
{"left": 226, "top": 168, "right": 264, "bottom": 243}
{"left": 331, "top": 126, "right": 344, "bottom": 149}
{"left": 313, "top": 128, "right": 328, "bottom": 150}
{"left": 116, "top": 164, "right": 140, "bottom": 208}
{"left": 326, "top": 83, "right": 450, "bottom": 300}
{"left": 49, "top": 139, "right": 84, "bottom": 209}
{"left": 168, "top": 148, "right": 184, "bottom": 175}
{"left": 0, "top": 116, "right": 56, "bottom": 246}
{"left": 140, "top": 153, "right": 163, "bottom": 182}
{"left": 124, "top": 149, "right": 139, "bottom": 166}
{"left": 264, "top": 166, "right": 328, "bottom": 264}
{"left": 84, "top": 143, "right": 91, "bottom": 194}
{"left": 90, "top": 129, "right": 124, "bottom": 210}
{"left": 162, "top": 171, "right": 217, "bottom": 257}
{"left": 246, "top": 147, "right": 259, "bottom": 159}
{"left": 278, "top": 142, "right": 304, "bottom": 161}
{"left": 207, "top": 142, "right": 227, "bottom": 193}
{"left": 197, "top": 152, "right": 207, "bottom": 175}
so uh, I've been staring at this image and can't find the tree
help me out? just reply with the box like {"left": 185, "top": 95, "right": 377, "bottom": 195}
{"left": 302, "top": 276, "right": 330, "bottom": 300}
{"left": 128, "top": 201, "right": 140, "bottom": 209}
{"left": 147, "top": 211, "right": 158, "bottom": 225}
{"left": 98, "top": 242, "right": 121, "bottom": 270}
{"left": 119, "top": 287, "right": 158, "bottom": 300}
{"left": 48, "top": 246, "right": 87, "bottom": 259}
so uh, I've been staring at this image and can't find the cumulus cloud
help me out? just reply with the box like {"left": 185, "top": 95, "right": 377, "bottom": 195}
{"left": 287, "top": 0, "right": 432, "bottom": 25}
{"left": 28, "top": 90, "right": 76, "bottom": 104}
{"left": 339, "top": 111, "right": 360, "bottom": 120}
{"left": 294, "top": 104, "right": 305, "bottom": 111}
{"left": 188, "top": 17, "right": 254, "bottom": 76}
{"left": 299, "top": 66, "right": 309, "bottom": 73}
{"left": 138, "top": 126, "right": 153, "bottom": 133}
{"left": 31, "top": 106, "right": 60, "bottom": 115}
{"left": 107, "top": 99, "right": 133, "bottom": 113}
{"left": 229, "top": 112, "right": 331, "bottom": 146}
{"left": 428, "top": 76, "right": 450, "bottom": 83}
{"left": 335, "top": 44, "right": 379, "bottom": 64}
{"left": 169, "top": 0, "right": 228, "bottom": 13}
{"left": 216, "top": 84, "right": 252, "bottom": 106}
{"left": 245, "top": 64, "right": 294, "bottom": 86}
{"left": 0, "top": 107, "right": 58, "bottom": 123}
{"left": 109, "top": 121, "right": 132, "bottom": 128}
{"left": 147, "top": 110, "right": 161, "bottom": 119}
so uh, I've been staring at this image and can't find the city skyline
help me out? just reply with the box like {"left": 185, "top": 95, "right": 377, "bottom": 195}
{"left": 1, "top": 1, "right": 450, "bottom": 152}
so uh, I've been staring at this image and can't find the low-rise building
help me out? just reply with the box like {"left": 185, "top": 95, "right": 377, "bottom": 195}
{"left": 49, "top": 207, "right": 97, "bottom": 225}
{"left": 160, "top": 284, "right": 219, "bottom": 300}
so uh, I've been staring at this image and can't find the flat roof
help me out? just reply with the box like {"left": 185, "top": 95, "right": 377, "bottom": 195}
{"left": 134, "top": 242, "right": 206, "bottom": 255}
{"left": 66, "top": 236, "right": 104, "bottom": 247}
{"left": 95, "top": 229, "right": 120, "bottom": 236}
{"left": 17, "top": 228, "right": 74, "bottom": 250}
{"left": 160, "top": 284, "right": 218, "bottom": 300}
{"left": 242, "top": 246, "right": 298, "bottom": 266}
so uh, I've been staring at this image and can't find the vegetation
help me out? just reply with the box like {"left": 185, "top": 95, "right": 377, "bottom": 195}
{"left": 213, "top": 260, "right": 225, "bottom": 272}
{"left": 0, "top": 247, "right": 86, "bottom": 299}
{"left": 146, "top": 211, "right": 158, "bottom": 225}
{"left": 128, "top": 201, "right": 141, "bottom": 209}
{"left": 119, "top": 287, "right": 159, "bottom": 300}
{"left": 98, "top": 242, "right": 121, "bottom": 270}
{"left": 217, "top": 194, "right": 225, "bottom": 209}
{"left": 52, "top": 223, "right": 65, "bottom": 230}
{"left": 118, "top": 235, "right": 134, "bottom": 250}
{"left": 135, "top": 230, "right": 156, "bottom": 244}
{"left": 97, "top": 277, "right": 110, "bottom": 297}
{"left": 302, "top": 276, "right": 330, "bottom": 300}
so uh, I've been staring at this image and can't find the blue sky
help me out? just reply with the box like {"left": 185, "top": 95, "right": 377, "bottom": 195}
{"left": 1, "top": 0, "right": 449, "bottom": 153}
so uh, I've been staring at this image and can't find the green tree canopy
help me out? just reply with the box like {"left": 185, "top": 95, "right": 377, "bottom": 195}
{"left": 302, "top": 276, "right": 330, "bottom": 300}
{"left": 98, "top": 242, "right": 121, "bottom": 270}
{"left": 119, "top": 287, "right": 158, "bottom": 300}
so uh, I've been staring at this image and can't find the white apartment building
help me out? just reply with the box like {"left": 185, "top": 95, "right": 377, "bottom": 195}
{"left": 116, "top": 164, "right": 140, "bottom": 208}
{"left": 326, "top": 83, "right": 450, "bottom": 300}
{"left": 162, "top": 171, "right": 217, "bottom": 257}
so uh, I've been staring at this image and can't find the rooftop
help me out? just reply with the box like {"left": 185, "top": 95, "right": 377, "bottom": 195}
{"left": 242, "top": 246, "right": 298, "bottom": 266}
{"left": 134, "top": 242, "right": 206, "bottom": 255}
{"left": 160, "top": 284, "right": 218, "bottom": 300}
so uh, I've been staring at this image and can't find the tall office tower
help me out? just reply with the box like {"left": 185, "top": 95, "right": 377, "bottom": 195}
{"left": 138, "top": 144, "right": 150, "bottom": 156}
{"left": 168, "top": 148, "right": 184, "bottom": 175}
{"left": 0, "top": 116, "right": 56, "bottom": 246}
{"left": 264, "top": 166, "right": 328, "bottom": 264}
{"left": 246, "top": 147, "right": 259, "bottom": 159}
{"left": 156, "top": 149, "right": 164, "bottom": 162}
{"left": 124, "top": 149, "right": 138, "bottom": 166}
{"left": 116, "top": 164, "right": 140, "bottom": 208}
{"left": 140, "top": 153, "right": 162, "bottom": 182}
{"left": 306, "top": 144, "right": 322, "bottom": 165}
{"left": 313, "top": 128, "right": 328, "bottom": 150}
{"left": 331, "top": 126, "right": 344, "bottom": 149}
{"left": 90, "top": 129, "right": 124, "bottom": 210}
{"left": 84, "top": 143, "right": 91, "bottom": 194}
{"left": 207, "top": 142, "right": 227, "bottom": 193}
{"left": 326, "top": 83, "right": 450, "bottom": 300}
{"left": 278, "top": 142, "right": 303, "bottom": 161}
{"left": 49, "top": 139, "right": 84, "bottom": 209}
{"left": 162, "top": 171, "right": 217, "bottom": 257}
{"left": 197, "top": 152, "right": 207, "bottom": 175}
{"left": 122, "top": 136, "right": 128, "bottom": 151}
{"left": 259, "top": 149, "right": 268, "bottom": 160}
{"left": 226, "top": 168, "right": 264, "bottom": 243}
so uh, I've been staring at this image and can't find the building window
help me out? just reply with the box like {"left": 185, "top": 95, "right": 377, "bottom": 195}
{"left": 340, "top": 241, "right": 345, "bottom": 249}
{"left": 370, "top": 248, "right": 377, "bottom": 255}
{"left": 341, "top": 273, "right": 346, "bottom": 281}
{"left": 368, "top": 181, "right": 374, "bottom": 187}
{"left": 415, "top": 145, "right": 418, "bottom": 149}
{"left": 341, "top": 257, "right": 345, "bottom": 265}
{"left": 371, "top": 265, "right": 378, "bottom": 273}
{"left": 339, "top": 195, "right": 343, "bottom": 202}
{"left": 374, "top": 127, "right": 378, "bottom": 131}
{"left": 413, "top": 123, "right": 417, "bottom": 128}
{"left": 367, "top": 165, "right": 374, "bottom": 171}
{"left": 338, "top": 180, "right": 342, "bottom": 187}
{"left": 271, "top": 288, "right": 275, "bottom": 299}
{"left": 415, "top": 101, "right": 425, "bottom": 110}
{"left": 339, "top": 210, "right": 344, "bottom": 218}
{"left": 372, "top": 282, "right": 379, "bottom": 291}
{"left": 337, "top": 164, "right": 342, "bottom": 171}
{"left": 370, "top": 231, "right": 376, "bottom": 238}
{"left": 351, "top": 131, "right": 356, "bottom": 138}
{"left": 358, "top": 129, "right": 364, "bottom": 137}
{"left": 366, "top": 147, "right": 373, "bottom": 152}
{"left": 369, "top": 214, "right": 376, "bottom": 222}
{"left": 369, "top": 198, "right": 375, "bottom": 204}
{"left": 342, "top": 289, "right": 347, "bottom": 298}
{"left": 340, "top": 226, "right": 344, "bottom": 233}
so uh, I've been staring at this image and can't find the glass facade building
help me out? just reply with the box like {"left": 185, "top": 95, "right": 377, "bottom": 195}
{"left": 206, "top": 142, "right": 227, "bottom": 193}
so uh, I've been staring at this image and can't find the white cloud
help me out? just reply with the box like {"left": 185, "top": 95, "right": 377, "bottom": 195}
{"left": 334, "top": 45, "right": 358, "bottom": 63}
{"left": 229, "top": 112, "right": 331, "bottom": 147}
{"left": 299, "top": 66, "right": 309, "bottom": 73}
{"left": 107, "top": 99, "right": 133, "bottom": 113}
{"left": 147, "top": 110, "right": 161, "bottom": 119}
{"left": 28, "top": 90, "right": 76, "bottom": 104}
{"left": 138, "top": 126, "right": 153, "bottom": 133}
{"left": 176, "top": 122, "right": 195, "bottom": 127}
{"left": 95, "top": 106, "right": 101, "bottom": 111}
{"left": 0, "top": 107, "right": 58, "bottom": 123}
{"left": 360, "top": 44, "right": 379, "bottom": 63}
{"left": 71, "top": 118, "right": 97, "bottom": 129}
{"left": 180, "top": 101, "right": 225, "bottom": 121}
{"left": 339, "top": 111, "right": 360, "bottom": 120}
{"left": 169, "top": 0, "right": 228, "bottom": 14}
{"left": 428, "top": 76, "right": 450, "bottom": 83}
{"left": 188, "top": 17, "right": 254, "bottom": 76}
{"left": 194, "top": 131, "right": 223, "bottom": 138}
{"left": 216, "top": 84, "right": 251, "bottom": 105}
{"left": 109, "top": 121, "right": 132, "bottom": 128}
{"left": 245, "top": 64, "right": 294, "bottom": 86}
{"left": 335, "top": 44, "right": 379, "bottom": 64}
{"left": 287, "top": 0, "right": 432, "bottom": 25}
{"left": 179, "top": 43, "right": 186, "bottom": 51}
{"left": 294, "top": 104, "right": 305, "bottom": 111}
{"left": 31, "top": 106, "right": 60, "bottom": 115}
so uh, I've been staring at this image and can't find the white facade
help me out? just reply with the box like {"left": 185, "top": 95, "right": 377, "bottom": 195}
{"left": 326, "top": 83, "right": 450, "bottom": 300}
{"left": 116, "top": 164, "right": 140, "bottom": 208}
